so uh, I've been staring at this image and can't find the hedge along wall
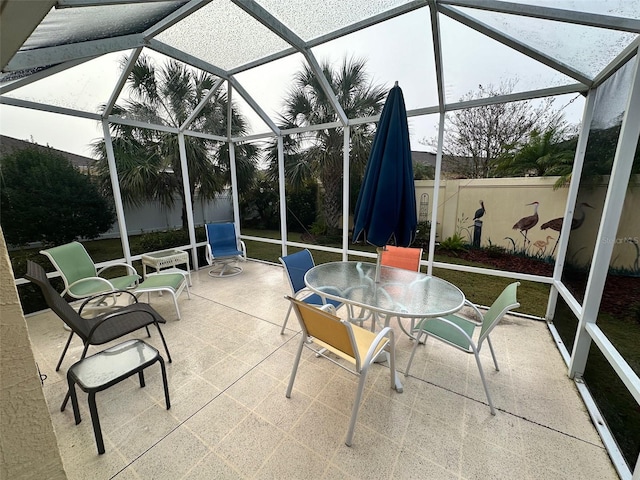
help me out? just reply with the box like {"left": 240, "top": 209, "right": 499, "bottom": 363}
{"left": 415, "top": 175, "right": 640, "bottom": 270}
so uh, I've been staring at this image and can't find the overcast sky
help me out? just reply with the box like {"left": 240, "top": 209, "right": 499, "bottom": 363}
{"left": 0, "top": 6, "right": 595, "bottom": 159}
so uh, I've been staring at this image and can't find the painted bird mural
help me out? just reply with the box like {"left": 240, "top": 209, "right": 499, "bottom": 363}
{"left": 540, "top": 202, "right": 594, "bottom": 255}
{"left": 513, "top": 201, "right": 539, "bottom": 245}
{"left": 533, "top": 235, "right": 554, "bottom": 254}
{"left": 540, "top": 202, "right": 594, "bottom": 232}
{"left": 474, "top": 200, "right": 486, "bottom": 221}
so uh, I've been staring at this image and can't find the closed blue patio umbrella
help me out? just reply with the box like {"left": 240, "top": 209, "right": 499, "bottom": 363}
{"left": 352, "top": 83, "right": 417, "bottom": 278}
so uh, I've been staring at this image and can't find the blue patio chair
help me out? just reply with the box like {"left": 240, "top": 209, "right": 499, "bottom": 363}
{"left": 279, "top": 249, "right": 343, "bottom": 334}
{"left": 205, "top": 222, "right": 247, "bottom": 277}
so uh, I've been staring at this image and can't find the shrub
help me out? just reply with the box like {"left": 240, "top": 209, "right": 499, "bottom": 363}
{"left": 438, "top": 233, "right": 468, "bottom": 255}
{"left": 1, "top": 147, "right": 115, "bottom": 247}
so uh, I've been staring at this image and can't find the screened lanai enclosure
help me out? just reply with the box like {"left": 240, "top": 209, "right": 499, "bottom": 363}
{"left": 1, "top": 0, "right": 640, "bottom": 478}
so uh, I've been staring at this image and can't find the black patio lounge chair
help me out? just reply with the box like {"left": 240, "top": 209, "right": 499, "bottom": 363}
{"left": 24, "top": 260, "right": 172, "bottom": 374}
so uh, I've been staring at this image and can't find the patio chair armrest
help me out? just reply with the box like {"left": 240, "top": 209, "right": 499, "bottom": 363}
{"left": 363, "top": 326, "right": 395, "bottom": 365}
{"left": 464, "top": 299, "right": 484, "bottom": 324}
{"left": 78, "top": 289, "right": 139, "bottom": 317}
{"left": 97, "top": 262, "right": 138, "bottom": 277}
{"left": 416, "top": 316, "right": 475, "bottom": 346}
{"left": 66, "top": 276, "right": 118, "bottom": 296}
{"left": 319, "top": 303, "right": 337, "bottom": 314}
{"left": 205, "top": 244, "right": 214, "bottom": 265}
{"left": 239, "top": 240, "right": 247, "bottom": 260}
{"left": 85, "top": 307, "right": 160, "bottom": 343}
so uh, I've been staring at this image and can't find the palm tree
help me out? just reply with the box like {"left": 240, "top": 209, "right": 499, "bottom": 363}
{"left": 93, "top": 54, "right": 258, "bottom": 230}
{"left": 265, "top": 57, "right": 387, "bottom": 234}
{"left": 494, "top": 127, "right": 575, "bottom": 179}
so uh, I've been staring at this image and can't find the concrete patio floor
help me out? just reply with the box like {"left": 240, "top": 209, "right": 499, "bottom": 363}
{"left": 26, "top": 260, "right": 618, "bottom": 479}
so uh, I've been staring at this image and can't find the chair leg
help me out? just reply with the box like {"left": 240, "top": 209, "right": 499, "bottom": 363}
{"left": 170, "top": 292, "right": 180, "bottom": 320}
{"left": 155, "top": 323, "right": 172, "bottom": 364}
{"left": 61, "top": 343, "right": 90, "bottom": 412}
{"left": 286, "top": 335, "right": 305, "bottom": 398}
{"left": 472, "top": 348, "right": 496, "bottom": 415}
{"left": 345, "top": 369, "right": 369, "bottom": 447}
{"left": 280, "top": 303, "right": 293, "bottom": 335}
{"left": 386, "top": 333, "right": 403, "bottom": 393}
{"left": 55, "top": 331, "right": 75, "bottom": 372}
{"left": 486, "top": 336, "right": 499, "bottom": 371}
{"left": 404, "top": 331, "right": 425, "bottom": 376}
{"left": 159, "top": 356, "right": 171, "bottom": 410}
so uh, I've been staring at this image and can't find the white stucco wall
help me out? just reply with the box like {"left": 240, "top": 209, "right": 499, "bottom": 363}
{"left": 0, "top": 229, "right": 67, "bottom": 479}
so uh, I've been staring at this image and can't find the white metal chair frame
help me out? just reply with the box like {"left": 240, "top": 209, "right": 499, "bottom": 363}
{"left": 286, "top": 297, "right": 401, "bottom": 446}
{"left": 405, "top": 282, "right": 520, "bottom": 415}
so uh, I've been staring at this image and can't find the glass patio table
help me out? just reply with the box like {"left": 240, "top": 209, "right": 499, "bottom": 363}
{"left": 304, "top": 261, "right": 466, "bottom": 338}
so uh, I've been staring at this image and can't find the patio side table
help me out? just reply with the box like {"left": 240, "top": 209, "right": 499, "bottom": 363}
{"left": 141, "top": 248, "right": 192, "bottom": 286}
{"left": 66, "top": 339, "right": 171, "bottom": 455}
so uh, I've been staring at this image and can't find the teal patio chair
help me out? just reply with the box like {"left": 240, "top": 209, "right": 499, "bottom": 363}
{"left": 405, "top": 282, "right": 520, "bottom": 415}
{"left": 205, "top": 222, "right": 247, "bottom": 277}
{"left": 41, "top": 242, "right": 140, "bottom": 304}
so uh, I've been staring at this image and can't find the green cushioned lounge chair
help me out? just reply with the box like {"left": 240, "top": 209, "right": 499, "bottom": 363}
{"left": 41, "top": 241, "right": 140, "bottom": 305}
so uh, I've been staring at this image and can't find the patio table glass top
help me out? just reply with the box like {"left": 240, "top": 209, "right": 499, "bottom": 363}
{"left": 304, "top": 261, "right": 465, "bottom": 318}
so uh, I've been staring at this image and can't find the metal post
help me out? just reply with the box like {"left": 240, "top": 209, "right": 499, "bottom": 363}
{"left": 277, "top": 136, "right": 287, "bottom": 259}
{"left": 545, "top": 89, "right": 596, "bottom": 321}
{"left": 177, "top": 132, "right": 198, "bottom": 270}
{"left": 342, "top": 125, "right": 350, "bottom": 261}
{"left": 227, "top": 83, "right": 241, "bottom": 236}
{"left": 569, "top": 54, "right": 640, "bottom": 378}
{"left": 427, "top": 112, "right": 445, "bottom": 276}
{"left": 101, "top": 120, "right": 132, "bottom": 264}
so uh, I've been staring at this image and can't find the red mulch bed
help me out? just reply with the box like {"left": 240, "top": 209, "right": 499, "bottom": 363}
{"left": 439, "top": 247, "right": 639, "bottom": 319}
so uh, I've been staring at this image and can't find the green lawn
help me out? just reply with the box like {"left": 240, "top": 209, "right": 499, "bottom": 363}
{"left": 241, "top": 229, "right": 548, "bottom": 317}
{"left": 10, "top": 228, "right": 548, "bottom": 317}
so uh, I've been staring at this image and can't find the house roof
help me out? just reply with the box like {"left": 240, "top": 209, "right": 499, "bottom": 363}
{"left": 0, "top": 134, "right": 94, "bottom": 170}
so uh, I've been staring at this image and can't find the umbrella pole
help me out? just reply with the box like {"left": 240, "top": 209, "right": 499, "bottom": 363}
{"left": 375, "top": 246, "right": 383, "bottom": 283}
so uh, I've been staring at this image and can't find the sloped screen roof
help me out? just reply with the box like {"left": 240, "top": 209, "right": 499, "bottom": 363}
{"left": 22, "top": 1, "right": 189, "bottom": 50}
{"left": 1, "top": 0, "right": 639, "bottom": 133}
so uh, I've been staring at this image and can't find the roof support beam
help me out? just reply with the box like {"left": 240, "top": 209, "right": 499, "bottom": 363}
{"left": 444, "top": 83, "right": 588, "bottom": 111}
{"left": 226, "top": 76, "right": 280, "bottom": 135}
{"left": 183, "top": 130, "right": 227, "bottom": 142}
{"left": 0, "top": 57, "right": 95, "bottom": 95}
{"left": 5, "top": 34, "right": 145, "bottom": 72}
{"left": 439, "top": 4, "right": 593, "bottom": 87}
{"left": 428, "top": 0, "right": 445, "bottom": 113}
{"left": 232, "top": 0, "right": 348, "bottom": 126}
{"left": 228, "top": 1, "right": 430, "bottom": 77}
{"left": 440, "top": 0, "right": 640, "bottom": 33}
{"left": 592, "top": 39, "right": 640, "bottom": 89}
{"left": 148, "top": 39, "right": 228, "bottom": 78}
{"left": 181, "top": 77, "right": 225, "bottom": 131}
{"left": 307, "top": 0, "right": 429, "bottom": 49}
{"left": 103, "top": 47, "right": 143, "bottom": 117}
{"left": 107, "top": 115, "right": 179, "bottom": 134}
{"left": 57, "top": 0, "right": 181, "bottom": 7}
{"left": 301, "top": 52, "right": 349, "bottom": 126}
{"left": 0, "top": 96, "right": 101, "bottom": 120}
{"left": 142, "top": 0, "right": 212, "bottom": 39}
